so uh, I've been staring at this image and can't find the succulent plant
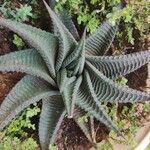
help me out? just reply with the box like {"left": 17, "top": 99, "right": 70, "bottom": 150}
{"left": 0, "top": 1, "right": 150, "bottom": 149}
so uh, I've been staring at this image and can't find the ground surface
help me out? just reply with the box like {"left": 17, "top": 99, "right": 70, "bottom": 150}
{"left": 0, "top": 28, "right": 23, "bottom": 103}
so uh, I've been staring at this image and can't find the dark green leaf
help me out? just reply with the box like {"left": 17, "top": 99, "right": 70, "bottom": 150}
{"left": 0, "top": 75, "right": 59, "bottom": 130}
{"left": 0, "top": 18, "right": 57, "bottom": 78}
{"left": 39, "top": 96, "right": 65, "bottom": 150}
{"left": 86, "top": 62, "right": 150, "bottom": 103}
{"left": 85, "top": 4, "right": 122, "bottom": 56}
{"left": 0, "top": 49, "right": 56, "bottom": 86}
{"left": 76, "top": 70, "right": 120, "bottom": 133}
{"left": 86, "top": 50, "right": 150, "bottom": 79}
{"left": 43, "top": 0, "right": 77, "bottom": 72}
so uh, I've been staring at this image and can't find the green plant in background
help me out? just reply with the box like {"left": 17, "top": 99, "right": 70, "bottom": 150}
{"left": 0, "top": 136, "right": 38, "bottom": 150}
{"left": 0, "top": 103, "right": 40, "bottom": 150}
{"left": 96, "top": 104, "right": 140, "bottom": 149}
{"left": 5, "top": 103, "right": 40, "bottom": 137}
{"left": 0, "top": 2, "right": 33, "bottom": 22}
{"left": 145, "top": 145, "right": 150, "bottom": 150}
{"left": 77, "top": 114, "right": 89, "bottom": 124}
{"left": 55, "top": 0, "right": 150, "bottom": 45}
{"left": 55, "top": 0, "right": 105, "bottom": 32}
{"left": 77, "top": 10, "right": 100, "bottom": 33}
{"left": 116, "top": 77, "right": 128, "bottom": 86}
{"left": 109, "top": 105, "right": 138, "bottom": 147}
{"left": 49, "top": 144, "right": 57, "bottom": 150}
{"left": 0, "top": 1, "right": 150, "bottom": 150}
{"left": 0, "top": 1, "right": 39, "bottom": 50}
{"left": 107, "top": 0, "right": 150, "bottom": 45}
{"left": 96, "top": 141, "right": 112, "bottom": 150}
{"left": 13, "top": 34, "right": 25, "bottom": 49}
{"left": 144, "top": 102, "right": 150, "bottom": 112}
{"left": 14, "top": 4, "right": 33, "bottom": 22}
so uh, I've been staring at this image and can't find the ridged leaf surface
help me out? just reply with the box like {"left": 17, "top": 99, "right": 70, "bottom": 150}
{"left": 85, "top": 4, "right": 122, "bottom": 56}
{"left": 0, "top": 1, "right": 150, "bottom": 149}
{"left": 39, "top": 96, "right": 65, "bottom": 150}
{"left": 58, "top": 69, "right": 81, "bottom": 117}
{"left": 85, "top": 20, "right": 119, "bottom": 56}
{"left": 48, "top": 0, "right": 79, "bottom": 40}
{"left": 0, "top": 75, "right": 59, "bottom": 130}
{"left": 0, "top": 49, "right": 56, "bottom": 86}
{"left": 43, "top": 0, "right": 77, "bottom": 71}
{"left": 0, "top": 18, "right": 57, "bottom": 78}
{"left": 58, "top": 9, "right": 80, "bottom": 41}
{"left": 86, "top": 62, "right": 150, "bottom": 103}
{"left": 62, "top": 32, "right": 86, "bottom": 77}
{"left": 86, "top": 50, "right": 150, "bottom": 79}
{"left": 76, "top": 71, "right": 120, "bottom": 133}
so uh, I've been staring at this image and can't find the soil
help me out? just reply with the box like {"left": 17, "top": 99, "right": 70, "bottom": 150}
{"left": 56, "top": 118, "right": 92, "bottom": 150}
{"left": 0, "top": 72, "right": 23, "bottom": 103}
{"left": 55, "top": 119, "right": 109, "bottom": 150}
{"left": 0, "top": 28, "right": 23, "bottom": 103}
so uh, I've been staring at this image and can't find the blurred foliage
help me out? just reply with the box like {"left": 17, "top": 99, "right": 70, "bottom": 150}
{"left": 14, "top": 4, "right": 33, "bottom": 22}
{"left": 145, "top": 145, "right": 150, "bottom": 150}
{"left": 96, "top": 141, "right": 112, "bottom": 150}
{"left": 0, "top": 2, "right": 34, "bottom": 22}
{"left": 97, "top": 105, "right": 139, "bottom": 149}
{"left": 0, "top": 103, "right": 40, "bottom": 150}
{"left": 13, "top": 34, "right": 25, "bottom": 49}
{"left": 144, "top": 102, "right": 150, "bottom": 112}
{"left": 116, "top": 77, "right": 128, "bottom": 86}
{"left": 0, "top": 137, "right": 38, "bottom": 150}
{"left": 107, "top": 0, "right": 150, "bottom": 45}
{"left": 55, "top": 0, "right": 150, "bottom": 47}
{"left": 0, "top": 0, "right": 40, "bottom": 49}
{"left": 77, "top": 114, "right": 89, "bottom": 124}
{"left": 5, "top": 103, "right": 40, "bottom": 137}
{"left": 49, "top": 145, "right": 57, "bottom": 150}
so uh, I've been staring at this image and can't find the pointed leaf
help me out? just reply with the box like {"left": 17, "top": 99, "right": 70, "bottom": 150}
{"left": 58, "top": 69, "right": 76, "bottom": 92}
{"left": 39, "top": 96, "right": 65, "bottom": 150}
{"left": 0, "top": 49, "right": 56, "bottom": 86}
{"left": 78, "top": 71, "right": 119, "bottom": 132}
{"left": 85, "top": 4, "right": 122, "bottom": 56}
{"left": 62, "top": 76, "right": 82, "bottom": 117}
{"left": 48, "top": 0, "right": 79, "bottom": 40}
{"left": 61, "top": 84, "right": 74, "bottom": 117}
{"left": 59, "top": 69, "right": 76, "bottom": 117}
{"left": 86, "top": 50, "right": 150, "bottom": 79}
{"left": 64, "top": 30, "right": 86, "bottom": 76}
{"left": 57, "top": 69, "right": 82, "bottom": 117}
{"left": 0, "top": 18, "right": 57, "bottom": 78}
{"left": 85, "top": 20, "right": 119, "bottom": 56}
{"left": 86, "top": 62, "right": 150, "bottom": 103}
{"left": 70, "top": 76, "right": 82, "bottom": 117}
{"left": 0, "top": 75, "right": 59, "bottom": 130}
{"left": 58, "top": 9, "right": 80, "bottom": 41}
{"left": 43, "top": 0, "right": 77, "bottom": 71}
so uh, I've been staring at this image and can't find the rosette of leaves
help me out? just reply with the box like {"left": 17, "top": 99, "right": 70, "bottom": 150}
{"left": 0, "top": 1, "right": 150, "bottom": 149}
